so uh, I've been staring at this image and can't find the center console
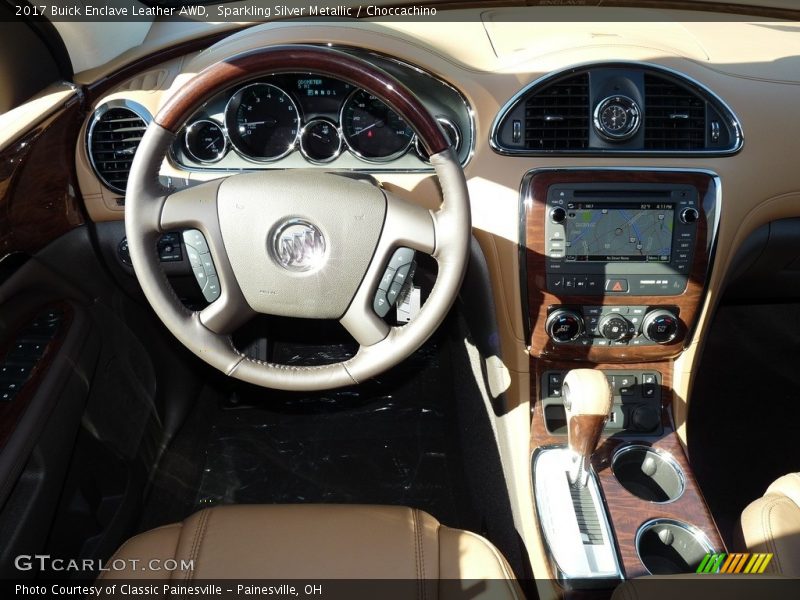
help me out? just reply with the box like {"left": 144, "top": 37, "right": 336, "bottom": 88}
{"left": 523, "top": 169, "right": 724, "bottom": 590}
{"left": 523, "top": 169, "right": 717, "bottom": 364}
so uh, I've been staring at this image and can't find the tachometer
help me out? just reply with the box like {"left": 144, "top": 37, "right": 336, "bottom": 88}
{"left": 225, "top": 83, "right": 300, "bottom": 161}
{"left": 340, "top": 89, "right": 414, "bottom": 161}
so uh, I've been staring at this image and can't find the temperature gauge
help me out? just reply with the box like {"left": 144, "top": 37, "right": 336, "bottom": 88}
{"left": 184, "top": 120, "right": 227, "bottom": 163}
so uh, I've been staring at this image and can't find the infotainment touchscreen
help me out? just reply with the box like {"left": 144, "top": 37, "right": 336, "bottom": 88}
{"left": 563, "top": 202, "right": 675, "bottom": 262}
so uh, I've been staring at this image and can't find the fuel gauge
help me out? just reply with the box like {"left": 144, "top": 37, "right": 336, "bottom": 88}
{"left": 299, "top": 118, "right": 342, "bottom": 164}
{"left": 184, "top": 120, "right": 227, "bottom": 163}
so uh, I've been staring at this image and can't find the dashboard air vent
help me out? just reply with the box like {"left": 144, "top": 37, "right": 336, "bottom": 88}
{"left": 524, "top": 73, "right": 590, "bottom": 151}
{"left": 644, "top": 74, "right": 706, "bottom": 150}
{"left": 88, "top": 102, "right": 150, "bottom": 194}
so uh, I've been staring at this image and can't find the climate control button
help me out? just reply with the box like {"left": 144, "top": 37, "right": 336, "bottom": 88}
{"left": 599, "top": 314, "right": 633, "bottom": 341}
{"left": 642, "top": 309, "right": 679, "bottom": 344}
{"left": 546, "top": 309, "right": 584, "bottom": 343}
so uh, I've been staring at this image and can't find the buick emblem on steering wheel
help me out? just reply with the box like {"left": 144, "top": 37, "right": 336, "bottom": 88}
{"left": 271, "top": 219, "right": 327, "bottom": 272}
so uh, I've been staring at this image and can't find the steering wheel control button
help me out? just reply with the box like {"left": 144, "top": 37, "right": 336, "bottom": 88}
{"left": 183, "top": 229, "right": 222, "bottom": 303}
{"left": 390, "top": 247, "right": 415, "bottom": 269}
{"left": 387, "top": 280, "right": 403, "bottom": 304}
{"left": 373, "top": 289, "right": 391, "bottom": 317}
{"left": 374, "top": 249, "right": 418, "bottom": 318}
{"left": 271, "top": 219, "right": 327, "bottom": 273}
{"left": 378, "top": 267, "right": 396, "bottom": 291}
{"left": 204, "top": 276, "right": 221, "bottom": 302}
{"left": 183, "top": 229, "right": 210, "bottom": 254}
{"left": 157, "top": 232, "right": 183, "bottom": 262}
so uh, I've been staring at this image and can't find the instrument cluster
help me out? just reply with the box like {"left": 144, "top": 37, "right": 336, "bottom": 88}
{"left": 172, "top": 70, "right": 468, "bottom": 170}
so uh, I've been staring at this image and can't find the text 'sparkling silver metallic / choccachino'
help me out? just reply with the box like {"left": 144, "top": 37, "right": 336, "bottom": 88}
{"left": 271, "top": 219, "right": 327, "bottom": 273}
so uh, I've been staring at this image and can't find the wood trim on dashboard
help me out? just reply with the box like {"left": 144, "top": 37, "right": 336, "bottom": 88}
{"left": 530, "top": 358, "right": 726, "bottom": 582}
{"left": 0, "top": 98, "right": 85, "bottom": 258}
{"left": 153, "top": 45, "right": 450, "bottom": 156}
{"left": 523, "top": 170, "right": 715, "bottom": 363}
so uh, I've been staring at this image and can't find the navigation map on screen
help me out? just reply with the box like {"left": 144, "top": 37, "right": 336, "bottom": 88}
{"left": 564, "top": 203, "right": 675, "bottom": 262}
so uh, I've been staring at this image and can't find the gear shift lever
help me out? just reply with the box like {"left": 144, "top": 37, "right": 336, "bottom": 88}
{"left": 563, "top": 369, "right": 612, "bottom": 486}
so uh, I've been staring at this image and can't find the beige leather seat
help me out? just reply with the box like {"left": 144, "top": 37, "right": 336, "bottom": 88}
{"left": 739, "top": 472, "right": 800, "bottom": 577}
{"left": 100, "top": 504, "right": 521, "bottom": 597}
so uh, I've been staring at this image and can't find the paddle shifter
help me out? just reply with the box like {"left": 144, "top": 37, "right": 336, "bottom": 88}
{"left": 563, "top": 369, "right": 613, "bottom": 487}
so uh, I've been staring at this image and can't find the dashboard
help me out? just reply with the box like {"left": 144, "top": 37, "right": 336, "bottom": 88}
{"left": 57, "top": 7, "right": 800, "bottom": 590}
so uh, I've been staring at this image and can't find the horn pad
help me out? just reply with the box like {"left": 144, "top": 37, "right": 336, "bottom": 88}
{"left": 217, "top": 170, "right": 387, "bottom": 318}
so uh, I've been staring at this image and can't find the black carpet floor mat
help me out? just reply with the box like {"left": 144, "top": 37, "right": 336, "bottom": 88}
{"left": 139, "top": 335, "right": 476, "bottom": 532}
{"left": 689, "top": 302, "right": 800, "bottom": 546}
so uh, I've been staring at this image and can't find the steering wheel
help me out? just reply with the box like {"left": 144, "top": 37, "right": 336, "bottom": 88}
{"left": 125, "top": 45, "right": 470, "bottom": 391}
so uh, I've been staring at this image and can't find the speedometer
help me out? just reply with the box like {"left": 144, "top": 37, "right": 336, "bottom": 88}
{"left": 225, "top": 83, "right": 300, "bottom": 161}
{"left": 340, "top": 90, "right": 414, "bottom": 161}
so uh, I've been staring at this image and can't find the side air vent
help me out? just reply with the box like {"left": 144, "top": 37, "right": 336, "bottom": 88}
{"left": 644, "top": 74, "right": 706, "bottom": 150}
{"left": 524, "top": 73, "right": 590, "bottom": 151}
{"left": 87, "top": 101, "right": 151, "bottom": 194}
{"left": 491, "top": 63, "right": 742, "bottom": 156}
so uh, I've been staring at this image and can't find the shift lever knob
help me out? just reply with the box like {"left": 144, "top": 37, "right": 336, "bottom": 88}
{"left": 563, "top": 369, "right": 612, "bottom": 486}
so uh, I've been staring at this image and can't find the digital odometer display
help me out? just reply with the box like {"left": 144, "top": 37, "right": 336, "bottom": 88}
{"left": 292, "top": 76, "right": 353, "bottom": 116}
{"left": 564, "top": 202, "right": 675, "bottom": 262}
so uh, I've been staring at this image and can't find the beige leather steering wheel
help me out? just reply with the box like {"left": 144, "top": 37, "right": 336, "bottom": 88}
{"left": 125, "top": 45, "right": 470, "bottom": 391}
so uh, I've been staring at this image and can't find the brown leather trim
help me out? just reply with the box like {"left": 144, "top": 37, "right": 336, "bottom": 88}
{"left": 154, "top": 45, "right": 449, "bottom": 156}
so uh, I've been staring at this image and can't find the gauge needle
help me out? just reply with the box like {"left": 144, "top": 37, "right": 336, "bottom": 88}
{"left": 205, "top": 140, "right": 219, "bottom": 150}
{"left": 244, "top": 118, "right": 277, "bottom": 126}
{"left": 357, "top": 120, "right": 384, "bottom": 136}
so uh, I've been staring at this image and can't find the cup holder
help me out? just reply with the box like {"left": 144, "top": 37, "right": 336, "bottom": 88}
{"left": 612, "top": 445, "right": 685, "bottom": 503}
{"left": 636, "top": 519, "right": 715, "bottom": 574}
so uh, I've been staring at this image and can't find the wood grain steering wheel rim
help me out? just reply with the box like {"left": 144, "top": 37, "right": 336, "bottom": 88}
{"left": 125, "top": 45, "right": 471, "bottom": 391}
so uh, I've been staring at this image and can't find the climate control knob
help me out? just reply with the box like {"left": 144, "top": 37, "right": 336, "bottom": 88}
{"left": 546, "top": 309, "right": 584, "bottom": 343}
{"left": 642, "top": 309, "right": 680, "bottom": 344}
{"left": 599, "top": 314, "right": 632, "bottom": 341}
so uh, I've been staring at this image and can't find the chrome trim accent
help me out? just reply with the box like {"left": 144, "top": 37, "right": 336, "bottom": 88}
{"left": 270, "top": 218, "right": 328, "bottom": 273}
{"left": 593, "top": 94, "right": 641, "bottom": 141}
{"left": 610, "top": 444, "right": 686, "bottom": 504}
{"left": 414, "top": 116, "right": 461, "bottom": 163}
{"left": 166, "top": 45, "right": 474, "bottom": 174}
{"left": 635, "top": 518, "right": 716, "bottom": 575}
{"left": 86, "top": 99, "right": 152, "bottom": 195}
{"left": 224, "top": 82, "right": 301, "bottom": 163}
{"left": 491, "top": 61, "right": 744, "bottom": 157}
{"left": 532, "top": 446, "right": 624, "bottom": 587}
{"left": 339, "top": 88, "right": 414, "bottom": 164}
{"left": 183, "top": 119, "right": 228, "bottom": 164}
{"left": 517, "top": 167, "right": 722, "bottom": 351}
{"left": 298, "top": 118, "right": 343, "bottom": 164}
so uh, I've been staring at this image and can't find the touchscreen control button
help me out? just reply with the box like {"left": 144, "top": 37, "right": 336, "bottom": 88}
{"left": 605, "top": 279, "right": 629, "bottom": 293}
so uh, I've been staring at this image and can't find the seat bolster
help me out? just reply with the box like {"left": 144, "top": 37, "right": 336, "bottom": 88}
{"left": 438, "top": 526, "right": 523, "bottom": 599}
{"left": 766, "top": 473, "right": 800, "bottom": 509}
{"left": 98, "top": 523, "right": 182, "bottom": 581}
{"left": 740, "top": 490, "right": 800, "bottom": 576}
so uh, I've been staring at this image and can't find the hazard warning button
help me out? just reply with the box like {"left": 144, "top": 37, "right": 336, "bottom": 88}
{"left": 605, "top": 279, "right": 629, "bottom": 293}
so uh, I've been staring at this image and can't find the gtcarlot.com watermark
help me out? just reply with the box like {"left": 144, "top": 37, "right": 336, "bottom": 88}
{"left": 14, "top": 554, "right": 194, "bottom": 573}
